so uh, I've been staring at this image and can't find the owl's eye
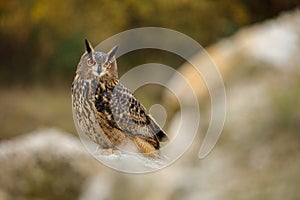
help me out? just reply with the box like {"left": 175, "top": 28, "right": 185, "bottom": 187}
{"left": 104, "top": 61, "right": 111, "bottom": 69}
{"left": 87, "top": 58, "right": 96, "bottom": 66}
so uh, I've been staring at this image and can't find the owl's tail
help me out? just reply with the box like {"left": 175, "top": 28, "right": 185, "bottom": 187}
{"left": 155, "top": 130, "right": 168, "bottom": 142}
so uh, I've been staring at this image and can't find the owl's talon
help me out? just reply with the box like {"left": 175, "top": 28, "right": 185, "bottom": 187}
{"left": 98, "top": 148, "right": 121, "bottom": 156}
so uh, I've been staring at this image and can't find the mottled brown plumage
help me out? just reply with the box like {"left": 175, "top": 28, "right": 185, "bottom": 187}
{"left": 71, "top": 39, "right": 168, "bottom": 157}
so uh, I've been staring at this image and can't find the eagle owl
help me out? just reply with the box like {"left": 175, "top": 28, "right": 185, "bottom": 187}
{"left": 71, "top": 39, "right": 168, "bottom": 157}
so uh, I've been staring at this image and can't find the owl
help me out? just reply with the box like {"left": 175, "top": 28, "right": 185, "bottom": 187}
{"left": 72, "top": 39, "right": 168, "bottom": 157}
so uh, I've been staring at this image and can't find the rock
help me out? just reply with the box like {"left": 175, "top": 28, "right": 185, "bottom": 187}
{"left": 0, "top": 129, "right": 112, "bottom": 200}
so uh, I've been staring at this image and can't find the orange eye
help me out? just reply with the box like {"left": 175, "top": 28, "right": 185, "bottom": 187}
{"left": 87, "top": 58, "right": 96, "bottom": 66}
{"left": 104, "top": 61, "right": 111, "bottom": 68}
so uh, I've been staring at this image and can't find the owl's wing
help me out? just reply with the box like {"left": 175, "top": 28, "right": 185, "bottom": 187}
{"left": 111, "top": 83, "right": 168, "bottom": 146}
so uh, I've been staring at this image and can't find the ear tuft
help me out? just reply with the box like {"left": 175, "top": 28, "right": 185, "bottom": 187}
{"left": 107, "top": 45, "right": 119, "bottom": 61}
{"left": 85, "top": 39, "right": 93, "bottom": 54}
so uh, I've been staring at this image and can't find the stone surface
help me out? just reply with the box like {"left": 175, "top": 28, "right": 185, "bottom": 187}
{"left": 0, "top": 129, "right": 112, "bottom": 200}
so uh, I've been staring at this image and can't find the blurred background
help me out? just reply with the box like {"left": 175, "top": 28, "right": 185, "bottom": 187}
{"left": 0, "top": 1, "right": 300, "bottom": 199}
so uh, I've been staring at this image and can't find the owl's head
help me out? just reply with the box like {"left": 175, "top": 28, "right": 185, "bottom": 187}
{"left": 76, "top": 39, "right": 119, "bottom": 80}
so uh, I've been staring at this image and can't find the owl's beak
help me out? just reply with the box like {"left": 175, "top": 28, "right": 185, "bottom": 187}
{"left": 99, "top": 65, "right": 107, "bottom": 77}
{"left": 97, "top": 65, "right": 102, "bottom": 75}
{"left": 91, "top": 63, "right": 102, "bottom": 76}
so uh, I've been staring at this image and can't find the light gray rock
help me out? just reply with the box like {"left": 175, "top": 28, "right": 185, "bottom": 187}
{"left": 0, "top": 129, "right": 113, "bottom": 200}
